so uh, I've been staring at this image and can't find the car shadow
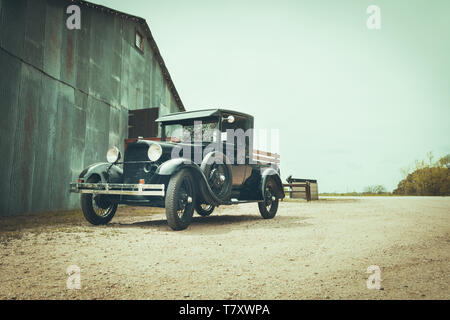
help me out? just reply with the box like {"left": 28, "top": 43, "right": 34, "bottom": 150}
{"left": 109, "top": 214, "right": 312, "bottom": 235}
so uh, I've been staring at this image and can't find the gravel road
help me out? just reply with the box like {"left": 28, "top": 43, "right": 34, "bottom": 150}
{"left": 0, "top": 197, "right": 449, "bottom": 299}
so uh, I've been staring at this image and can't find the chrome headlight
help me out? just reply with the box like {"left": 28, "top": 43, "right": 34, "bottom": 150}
{"left": 106, "top": 146, "right": 121, "bottom": 163}
{"left": 148, "top": 143, "right": 162, "bottom": 162}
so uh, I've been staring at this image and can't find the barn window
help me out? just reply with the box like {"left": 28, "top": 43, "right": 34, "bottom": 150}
{"left": 135, "top": 31, "right": 144, "bottom": 52}
{"left": 128, "top": 108, "right": 160, "bottom": 138}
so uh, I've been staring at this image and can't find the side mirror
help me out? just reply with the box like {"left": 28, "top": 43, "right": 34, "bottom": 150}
{"left": 223, "top": 115, "right": 235, "bottom": 124}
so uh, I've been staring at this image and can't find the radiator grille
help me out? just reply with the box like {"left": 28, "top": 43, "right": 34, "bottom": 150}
{"left": 123, "top": 145, "right": 156, "bottom": 184}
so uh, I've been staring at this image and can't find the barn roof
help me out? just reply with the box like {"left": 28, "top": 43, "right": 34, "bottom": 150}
{"left": 72, "top": 0, "right": 185, "bottom": 111}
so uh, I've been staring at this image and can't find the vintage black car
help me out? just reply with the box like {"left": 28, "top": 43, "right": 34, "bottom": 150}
{"left": 70, "top": 109, "right": 285, "bottom": 230}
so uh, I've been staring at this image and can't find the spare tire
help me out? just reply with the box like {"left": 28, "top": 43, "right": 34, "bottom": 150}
{"left": 200, "top": 152, "right": 232, "bottom": 203}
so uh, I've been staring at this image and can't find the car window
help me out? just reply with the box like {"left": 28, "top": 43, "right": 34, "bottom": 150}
{"left": 164, "top": 120, "right": 218, "bottom": 143}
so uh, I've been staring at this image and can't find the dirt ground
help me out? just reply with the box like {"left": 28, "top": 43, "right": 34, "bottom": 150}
{"left": 0, "top": 197, "right": 449, "bottom": 300}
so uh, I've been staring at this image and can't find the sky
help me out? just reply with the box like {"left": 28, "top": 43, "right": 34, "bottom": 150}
{"left": 92, "top": 0, "right": 450, "bottom": 192}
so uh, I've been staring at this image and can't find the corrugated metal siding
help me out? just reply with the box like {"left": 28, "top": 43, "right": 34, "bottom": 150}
{"left": 0, "top": 51, "right": 21, "bottom": 214}
{"left": 0, "top": 0, "right": 184, "bottom": 216}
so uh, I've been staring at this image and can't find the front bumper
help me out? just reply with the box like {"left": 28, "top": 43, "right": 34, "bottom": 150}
{"left": 69, "top": 183, "right": 165, "bottom": 196}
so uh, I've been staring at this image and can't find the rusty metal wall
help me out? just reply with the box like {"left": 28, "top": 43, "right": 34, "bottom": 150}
{"left": 0, "top": 0, "right": 183, "bottom": 215}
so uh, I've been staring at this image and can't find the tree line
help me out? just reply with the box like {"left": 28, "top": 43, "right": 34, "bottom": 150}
{"left": 319, "top": 152, "right": 449, "bottom": 196}
{"left": 393, "top": 152, "right": 450, "bottom": 196}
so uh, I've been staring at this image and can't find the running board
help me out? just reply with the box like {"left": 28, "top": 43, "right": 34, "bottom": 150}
{"left": 227, "top": 199, "right": 264, "bottom": 205}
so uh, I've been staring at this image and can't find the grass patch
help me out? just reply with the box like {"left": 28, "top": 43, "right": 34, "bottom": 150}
{"left": 283, "top": 197, "right": 358, "bottom": 203}
{"left": 282, "top": 198, "right": 308, "bottom": 202}
{"left": 319, "top": 193, "right": 394, "bottom": 196}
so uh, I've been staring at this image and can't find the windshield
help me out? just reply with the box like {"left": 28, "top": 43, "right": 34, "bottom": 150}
{"left": 163, "top": 119, "right": 219, "bottom": 143}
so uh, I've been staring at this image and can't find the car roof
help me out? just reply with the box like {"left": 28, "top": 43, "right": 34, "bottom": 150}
{"left": 155, "top": 108, "right": 253, "bottom": 123}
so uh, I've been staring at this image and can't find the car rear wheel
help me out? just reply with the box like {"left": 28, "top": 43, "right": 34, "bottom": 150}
{"left": 195, "top": 203, "right": 215, "bottom": 216}
{"left": 258, "top": 178, "right": 279, "bottom": 219}
{"left": 165, "top": 169, "right": 196, "bottom": 231}
{"left": 81, "top": 176, "right": 118, "bottom": 225}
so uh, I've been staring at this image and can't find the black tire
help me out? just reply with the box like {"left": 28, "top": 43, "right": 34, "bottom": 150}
{"left": 195, "top": 203, "right": 215, "bottom": 217}
{"left": 258, "top": 178, "right": 279, "bottom": 219}
{"left": 200, "top": 152, "right": 232, "bottom": 202}
{"left": 81, "top": 176, "right": 118, "bottom": 225}
{"left": 165, "top": 169, "right": 196, "bottom": 231}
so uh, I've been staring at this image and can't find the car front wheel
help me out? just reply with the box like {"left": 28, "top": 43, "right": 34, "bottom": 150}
{"left": 80, "top": 177, "right": 118, "bottom": 225}
{"left": 165, "top": 169, "right": 196, "bottom": 231}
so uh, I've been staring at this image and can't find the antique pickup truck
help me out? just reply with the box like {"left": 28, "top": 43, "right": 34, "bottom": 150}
{"left": 70, "top": 109, "right": 284, "bottom": 230}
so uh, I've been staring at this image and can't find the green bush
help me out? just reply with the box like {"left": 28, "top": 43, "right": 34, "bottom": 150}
{"left": 393, "top": 153, "right": 450, "bottom": 196}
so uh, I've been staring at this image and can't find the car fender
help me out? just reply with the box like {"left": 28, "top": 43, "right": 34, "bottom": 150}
{"left": 261, "top": 167, "right": 285, "bottom": 199}
{"left": 79, "top": 162, "right": 123, "bottom": 183}
{"left": 156, "top": 158, "right": 225, "bottom": 206}
{"left": 156, "top": 158, "right": 197, "bottom": 176}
